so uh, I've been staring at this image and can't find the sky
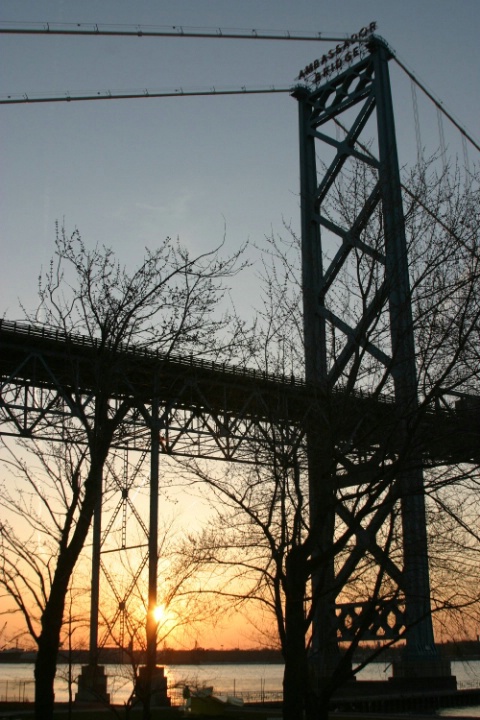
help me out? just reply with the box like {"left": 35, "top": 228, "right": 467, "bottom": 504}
{"left": 1, "top": 0, "right": 480, "bottom": 323}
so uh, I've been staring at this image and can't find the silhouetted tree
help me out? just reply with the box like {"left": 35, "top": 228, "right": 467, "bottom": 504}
{"left": 0, "top": 225, "right": 247, "bottom": 720}
{"left": 179, "top": 158, "right": 480, "bottom": 720}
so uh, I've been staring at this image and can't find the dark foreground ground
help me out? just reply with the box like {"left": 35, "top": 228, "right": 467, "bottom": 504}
{"left": 2, "top": 685, "right": 480, "bottom": 720}
{"left": 1, "top": 697, "right": 480, "bottom": 720}
{"left": 0, "top": 710, "right": 479, "bottom": 720}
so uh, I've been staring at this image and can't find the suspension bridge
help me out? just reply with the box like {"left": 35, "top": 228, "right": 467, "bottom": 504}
{"left": 1, "top": 22, "right": 479, "bottom": 705}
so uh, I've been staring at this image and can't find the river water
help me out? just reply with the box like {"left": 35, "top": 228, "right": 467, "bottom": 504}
{"left": 1, "top": 661, "right": 480, "bottom": 714}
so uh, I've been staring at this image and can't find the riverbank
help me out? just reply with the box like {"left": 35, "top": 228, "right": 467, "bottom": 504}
{"left": 3, "top": 661, "right": 480, "bottom": 717}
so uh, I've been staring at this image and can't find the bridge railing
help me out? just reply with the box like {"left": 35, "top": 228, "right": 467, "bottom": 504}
{"left": 0, "top": 318, "right": 310, "bottom": 390}
{"left": 5, "top": 318, "right": 474, "bottom": 413}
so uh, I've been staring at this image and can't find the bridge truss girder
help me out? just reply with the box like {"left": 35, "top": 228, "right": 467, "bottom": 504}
{"left": 0, "top": 321, "right": 310, "bottom": 463}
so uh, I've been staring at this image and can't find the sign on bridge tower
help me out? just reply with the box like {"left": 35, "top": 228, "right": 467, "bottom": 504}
{"left": 293, "top": 36, "right": 453, "bottom": 681}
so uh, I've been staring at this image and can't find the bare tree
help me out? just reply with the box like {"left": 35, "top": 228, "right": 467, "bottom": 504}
{"left": 177, "top": 158, "right": 480, "bottom": 720}
{"left": 0, "top": 225, "right": 247, "bottom": 720}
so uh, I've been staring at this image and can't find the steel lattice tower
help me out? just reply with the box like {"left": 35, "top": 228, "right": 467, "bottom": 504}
{"left": 293, "top": 36, "right": 453, "bottom": 680}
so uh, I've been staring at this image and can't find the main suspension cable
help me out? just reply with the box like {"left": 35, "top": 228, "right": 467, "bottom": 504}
{"left": 0, "top": 84, "right": 294, "bottom": 105}
{"left": 0, "top": 20, "right": 359, "bottom": 43}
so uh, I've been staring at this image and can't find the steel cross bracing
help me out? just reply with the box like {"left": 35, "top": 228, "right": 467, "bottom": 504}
{"left": 291, "top": 36, "right": 479, "bottom": 671}
{"left": 95, "top": 446, "right": 151, "bottom": 652}
{"left": 293, "top": 38, "right": 421, "bottom": 662}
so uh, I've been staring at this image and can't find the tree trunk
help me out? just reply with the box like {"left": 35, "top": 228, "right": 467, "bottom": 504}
{"left": 33, "top": 453, "right": 107, "bottom": 720}
{"left": 283, "top": 549, "right": 311, "bottom": 720}
{"left": 283, "top": 614, "right": 308, "bottom": 719}
{"left": 34, "top": 640, "right": 58, "bottom": 719}
{"left": 34, "top": 573, "right": 69, "bottom": 719}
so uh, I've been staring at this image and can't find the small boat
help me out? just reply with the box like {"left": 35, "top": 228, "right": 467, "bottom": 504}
{"left": 186, "top": 687, "right": 282, "bottom": 719}
{"left": 187, "top": 687, "right": 244, "bottom": 716}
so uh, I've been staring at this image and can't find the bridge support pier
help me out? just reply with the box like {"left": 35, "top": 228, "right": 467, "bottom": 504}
{"left": 75, "top": 663, "right": 110, "bottom": 704}
{"left": 134, "top": 665, "right": 171, "bottom": 708}
{"left": 391, "top": 658, "right": 456, "bottom": 692}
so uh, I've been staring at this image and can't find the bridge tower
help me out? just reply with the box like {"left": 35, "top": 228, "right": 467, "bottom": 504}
{"left": 293, "top": 36, "right": 453, "bottom": 683}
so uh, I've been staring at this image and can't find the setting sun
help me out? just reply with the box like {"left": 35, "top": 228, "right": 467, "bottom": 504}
{"left": 153, "top": 603, "right": 167, "bottom": 624}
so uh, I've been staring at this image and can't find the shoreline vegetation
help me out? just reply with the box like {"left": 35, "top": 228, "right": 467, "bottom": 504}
{"left": 2, "top": 640, "right": 480, "bottom": 665}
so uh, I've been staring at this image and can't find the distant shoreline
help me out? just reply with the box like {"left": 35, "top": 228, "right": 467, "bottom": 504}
{"left": 0, "top": 647, "right": 285, "bottom": 665}
{"left": 2, "top": 639, "right": 480, "bottom": 665}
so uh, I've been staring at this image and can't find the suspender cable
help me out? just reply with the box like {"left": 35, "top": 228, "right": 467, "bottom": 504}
{"left": 437, "top": 107, "right": 447, "bottom": 172}
{"left": 410, "top": 81, "right": 423, "bottom": 165}
{"left": 394, "top": 55, "right": 480, "bottom": 155}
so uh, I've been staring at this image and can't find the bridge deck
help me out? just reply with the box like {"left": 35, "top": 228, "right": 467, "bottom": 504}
{"left": 1, "top": 320, "right": 479, "bottom": 465}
